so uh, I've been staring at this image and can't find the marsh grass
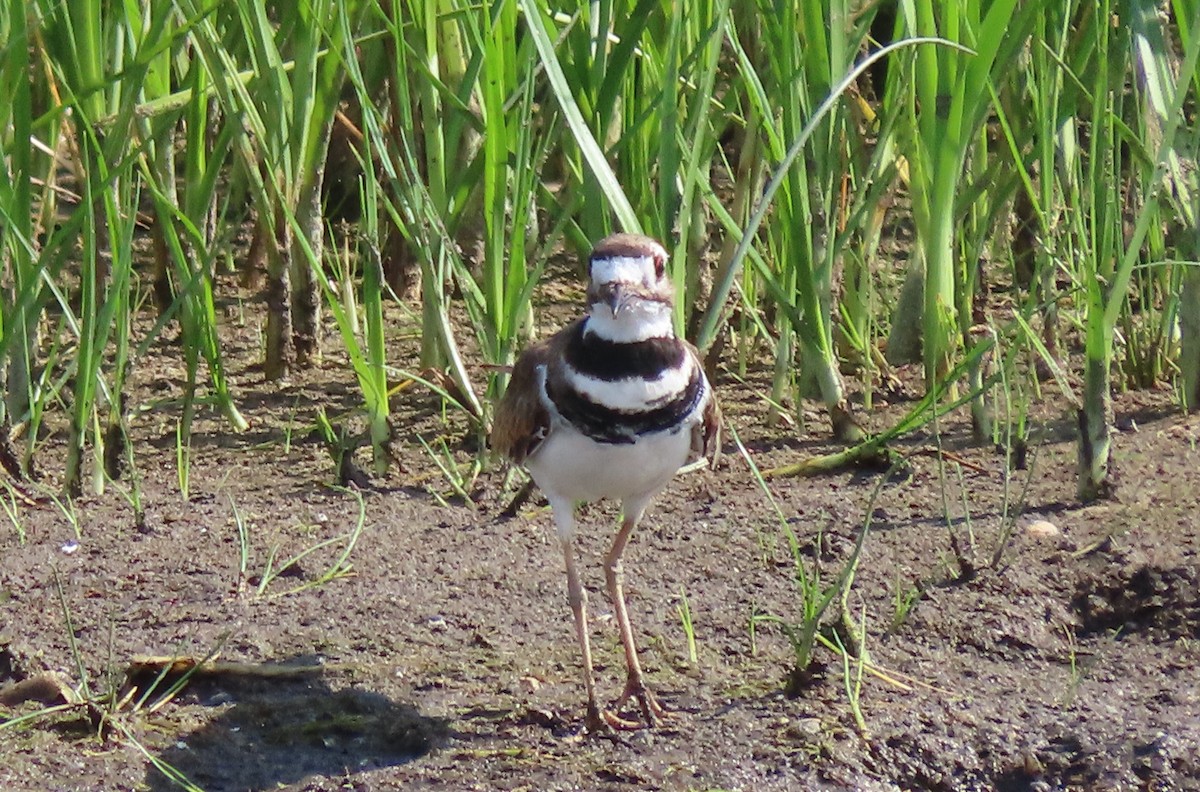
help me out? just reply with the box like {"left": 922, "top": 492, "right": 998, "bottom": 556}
{"left": 676, "top": 586, "right": 699, "bottom": 667}
{"left": 888, "top": 575, "right": 921, "bottom": 632}
{"left": 834, "top": 600, "right": 869, "bottom": 736}
{"left": 0, "top": 483, "right": 26, "bottom": 545}
{"left": 734, "top": 423, "right": 872, "bottom": 688}
{"left": 0, "top": 573, "right": 226, "bottom": 792}
{"left": 248, "top": 486, "right": 368, "bottom": 598}
{"left": 6, "top": 0, "right": 1199, "bottom": 502}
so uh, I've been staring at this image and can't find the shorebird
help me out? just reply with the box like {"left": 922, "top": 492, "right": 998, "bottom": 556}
{"left": 492, "top": 232, "right": 720, "bottom": 731}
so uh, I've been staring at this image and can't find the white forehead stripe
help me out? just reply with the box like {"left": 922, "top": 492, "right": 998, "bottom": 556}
{"left": 590, "top": 255, "right": 655, "bottom": 284}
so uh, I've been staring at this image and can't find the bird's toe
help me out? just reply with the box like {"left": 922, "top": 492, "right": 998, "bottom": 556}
{"left": 602, "top": 680, "right": 674, "bottom": 730}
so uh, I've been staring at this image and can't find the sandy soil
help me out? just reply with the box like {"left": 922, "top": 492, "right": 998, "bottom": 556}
{"left": 2, "top": 289, "right": 1199, "bottom": 792}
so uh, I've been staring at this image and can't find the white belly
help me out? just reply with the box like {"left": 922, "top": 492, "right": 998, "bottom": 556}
{"left": 525, "top": 419, "right": 692, "bottom": 506}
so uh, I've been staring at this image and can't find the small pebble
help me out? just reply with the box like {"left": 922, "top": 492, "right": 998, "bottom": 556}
{"left": 1025, "top": 519, "right": 1060, "bottom": 539}
{"left": 60, "top": 540, "right": 79, "bottom": 555}
{"left": 785, "top": 717, "right": 823, "bottom": 739}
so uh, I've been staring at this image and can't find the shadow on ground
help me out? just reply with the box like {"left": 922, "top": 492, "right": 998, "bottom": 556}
{"left": 145, "top": 663, "right": 448, "bottom": 792}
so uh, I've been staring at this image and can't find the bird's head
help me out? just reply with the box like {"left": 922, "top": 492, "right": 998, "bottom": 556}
{"left": 585, "top": 234, "right": 674, "bottom": 340}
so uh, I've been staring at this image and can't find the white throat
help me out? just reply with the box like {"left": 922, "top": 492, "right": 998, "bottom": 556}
{"left": 585, "top": 301, "right": 674, "bottom": 343}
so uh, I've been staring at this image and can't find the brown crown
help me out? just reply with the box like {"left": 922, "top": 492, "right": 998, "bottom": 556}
{"left": 589, "top": 233, "right": 667, "bottom": 263}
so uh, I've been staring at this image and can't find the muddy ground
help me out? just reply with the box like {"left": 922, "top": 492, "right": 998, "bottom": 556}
{"left": 1, "top": 280, "right": 1199, "bottom": 792}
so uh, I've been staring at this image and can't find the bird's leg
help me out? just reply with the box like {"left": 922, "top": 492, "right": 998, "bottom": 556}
{"left": 562, "top": 538, "right": 605, "bottom": 732}
{"left": 602, "top": 510, "right": 670, "bottom": 729}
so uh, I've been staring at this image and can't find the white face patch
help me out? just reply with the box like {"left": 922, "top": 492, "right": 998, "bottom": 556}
{"left": 590, "top": 255, "right": 657, "bottom": 287}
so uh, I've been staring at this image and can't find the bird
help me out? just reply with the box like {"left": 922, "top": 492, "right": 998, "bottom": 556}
{"left": 491, "top": 232, "right": 720, "bottom": 731}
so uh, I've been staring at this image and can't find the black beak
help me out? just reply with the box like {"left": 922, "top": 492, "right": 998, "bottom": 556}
{"left": 591, "top": 281, "right": 626, "bottom": 316}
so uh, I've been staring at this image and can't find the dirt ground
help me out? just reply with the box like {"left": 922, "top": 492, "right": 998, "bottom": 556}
{"left": 2, "top": 283, "right": 1199, "bottom": 791}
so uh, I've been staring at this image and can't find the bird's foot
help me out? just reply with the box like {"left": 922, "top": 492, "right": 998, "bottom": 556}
{"left": 583, "top": 705, "right": 640, "bottom": 733}
{"left": 583, "top": 705, "right": 657, "bottom": 733}
{"left": 616, "top": 677, "right": 670, "bottom": 727}
{"left": 590, "top": 677, "right": 672, "bottom": 731}
{"left": 584, "top": 702, "right": 621, "bottom": 734}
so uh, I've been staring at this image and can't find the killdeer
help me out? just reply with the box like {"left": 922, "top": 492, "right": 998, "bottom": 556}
{"left": 492, "top": 232, "right": 720, "bottom": 731}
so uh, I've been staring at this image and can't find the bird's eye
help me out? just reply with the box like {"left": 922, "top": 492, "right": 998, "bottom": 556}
{"left": 653, "top": 255, "right": 666, "bottom": 279}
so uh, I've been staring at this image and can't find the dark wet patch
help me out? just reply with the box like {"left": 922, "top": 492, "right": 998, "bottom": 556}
{"left": 1072, "top": 549, "right": 1200, "bottom": 638}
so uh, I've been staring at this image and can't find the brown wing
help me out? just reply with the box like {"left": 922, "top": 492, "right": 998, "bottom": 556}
{"left": 490, "top": 340, "right": 552, "bottom": 465}
{"left": 491, "top": 321, "right": 584, "bottom": 464}
{"left": 685, "top": 341, "right": 722, "bottom": 465}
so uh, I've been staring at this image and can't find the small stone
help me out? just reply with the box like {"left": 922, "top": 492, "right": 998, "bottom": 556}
{"left": 1025, "top": 519, "right": 1060, "bottom": 539}
{"left": 521, "top": 707, "right": 561, "bottom": 728}
{"left": 786, "top": 717, "right": 823, "bottom": 739}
